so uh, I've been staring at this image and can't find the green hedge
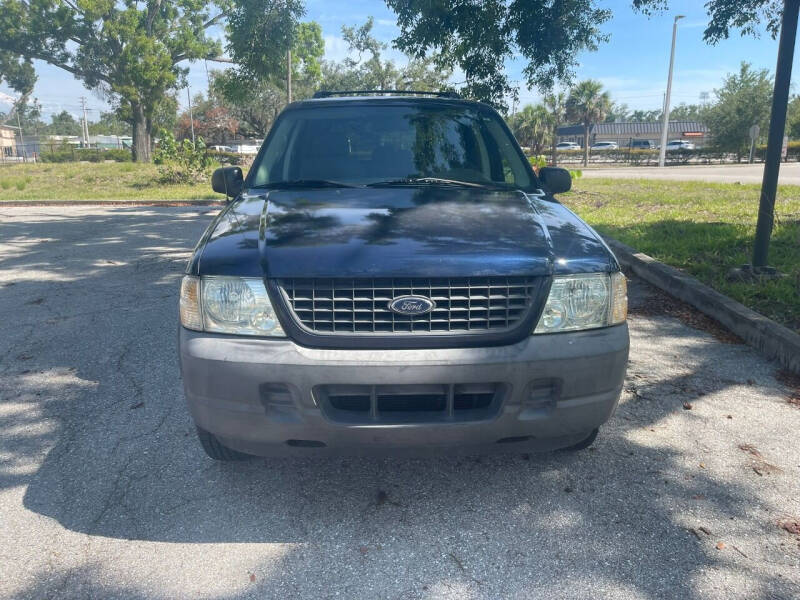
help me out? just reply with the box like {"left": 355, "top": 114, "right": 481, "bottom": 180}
{"left": 39, "top": 148, "right": 132, "bottom": 163}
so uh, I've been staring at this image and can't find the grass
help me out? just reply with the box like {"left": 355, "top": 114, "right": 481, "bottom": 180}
{"left": 0, "top": 162, "right": 219, "bottom": 202}
{"left": 563, "top": 178, "right": 800, "bottom": 334}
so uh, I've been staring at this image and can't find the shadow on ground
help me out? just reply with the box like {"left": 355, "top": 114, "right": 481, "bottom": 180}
{"left": 1, "top": 206, "right": 797, "bottom": 599}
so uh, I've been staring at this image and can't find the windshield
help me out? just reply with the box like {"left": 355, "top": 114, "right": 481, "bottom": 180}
{"left": 248, "top": 102, "right": 536, "bottom": 190}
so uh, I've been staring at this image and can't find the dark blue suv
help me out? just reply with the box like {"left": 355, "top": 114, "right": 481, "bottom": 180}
{"left": 178, "top": 91, "right": 629, "bottom": 460}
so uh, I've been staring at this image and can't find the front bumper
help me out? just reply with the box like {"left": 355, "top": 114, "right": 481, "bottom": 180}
{"left": 179, "top": 324, "right": 629, "bottom": 456}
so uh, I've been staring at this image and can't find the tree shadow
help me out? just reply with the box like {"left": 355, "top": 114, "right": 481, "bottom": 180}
{"left": 1, "top": 207, "right": 797, "bottom": 599}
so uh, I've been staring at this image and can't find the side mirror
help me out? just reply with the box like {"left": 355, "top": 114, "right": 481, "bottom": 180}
{"left": 538, "top": 167, "right": 572, "bottom": 195}
{"left": 211, "top": 166, "right": 243, "bottom": 199}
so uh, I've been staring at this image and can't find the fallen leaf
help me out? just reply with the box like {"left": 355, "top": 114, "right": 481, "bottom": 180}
{"left": 716, "top": 542, "right": 726, "bottom": 550}
{"left": 682, "top": 402, "right": 693, "bottom": 410}
{"left": 699, "top": 463, "right": 706, "bottom": 469}
{"left": 779, "top": 519, "right": 800, "bottom": 535}
{"left": 249, "top": 573, "right": 255, "bottom": 583}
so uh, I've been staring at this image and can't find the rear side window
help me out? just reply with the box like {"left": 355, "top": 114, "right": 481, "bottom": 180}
{"left": 249, "top": 103, "right": 535, "bottom": 190}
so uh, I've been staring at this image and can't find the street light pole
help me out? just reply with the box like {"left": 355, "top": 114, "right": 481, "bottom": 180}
{"left": 658, "top": 15, "right": 685, "bottom": 168}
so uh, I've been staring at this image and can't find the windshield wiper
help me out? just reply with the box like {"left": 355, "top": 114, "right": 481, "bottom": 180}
{"left": 252, "top": 179, "right": 359, "bottom": 189}
{"left": 366, "top": 177, "right": 493, "bottom": 189}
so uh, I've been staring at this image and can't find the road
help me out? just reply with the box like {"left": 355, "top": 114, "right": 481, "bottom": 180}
{"left": 582, "top": 162, "right": 800, "bottom": 185}
{"left": 1, "top": 206, "right": 799, "bottom": 600}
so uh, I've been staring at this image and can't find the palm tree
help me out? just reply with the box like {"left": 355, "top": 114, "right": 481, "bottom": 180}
{"left": 543, "top": 91, "right": 567, "bottom": 166}
{"left": 566, "top": 80, "right": 612, "bottom": 167}
{"left": 509, "top": 104, "right": 550, "bottom": 156}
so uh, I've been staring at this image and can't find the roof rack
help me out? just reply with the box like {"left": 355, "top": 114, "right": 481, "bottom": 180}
{"left": 312, "top": 90, "right": 461, "bottom": 99}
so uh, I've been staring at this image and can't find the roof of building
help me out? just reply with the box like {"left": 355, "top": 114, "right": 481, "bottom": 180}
{"left": 557, "top": 121, "right": 708, "bottom": 136}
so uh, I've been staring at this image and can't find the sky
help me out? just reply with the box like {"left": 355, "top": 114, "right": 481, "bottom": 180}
{"left": 0, "top": 0, "right": 796, "bottom": 123}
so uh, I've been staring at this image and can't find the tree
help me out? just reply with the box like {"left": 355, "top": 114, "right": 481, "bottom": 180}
{"left": 604, "top": 101, "right": 630, "bottom": 122}
{"left": 703, "top": 62, "right": 772, "bottom": 159}
{"left": 787, "top": 95, "right": 800, "bottom": 139}
{"left": 509, "top": 104, "right": 550, "bottom": 155}
{"left": 385, "top": 0, "right": 610, "bottom": 108}
{"left": 629, "top": 109, "right": 662, "bottom": 122}
{"left": 44, "top": 111, "right": 83, "bottom": 136}
{"left": 319, "top": 18, "right": 452, "bottom": 93}
{"left": 566, "top": 79, "right": 611, "bottom": 166}
{"left": 88, "top": 112, "right": 133, "bottom": 137}
{"left": 669, "top": 103, "right": 703, "bottom": 121}
{"left": 0, "top": 51, "right": 35, "bottom": 125}
{"left": 0, "top": 0, "right": 303, "bottom": 162}
{"left": 176, "top": 93, "right": 238, "bottom": 143}
{"left": 543, "top": 91, "right": 567, "bottom": 166}
{"left": 633, "top": 1, "right": 783, "bottom": 42}
{"left": 214, "top": 20, "right": 323, "bottom": 138}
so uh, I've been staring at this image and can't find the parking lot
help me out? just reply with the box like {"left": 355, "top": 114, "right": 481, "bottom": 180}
{"left": 1, "top": 205, "right": 799, "bottom": 600}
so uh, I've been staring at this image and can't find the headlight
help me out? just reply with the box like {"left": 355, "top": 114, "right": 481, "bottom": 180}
{"left": 534, "top": 272, "right": 626, "bottom": 334}
{"left": 179, "top": 275, "right": 285, "bottom": 337}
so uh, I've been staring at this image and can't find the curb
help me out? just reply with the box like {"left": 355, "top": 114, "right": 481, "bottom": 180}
{"left": 0, "top": 200, "right": 223, "bottom": 207}
{"left": 604, "top": 236, "right": 800, "bottom": 376}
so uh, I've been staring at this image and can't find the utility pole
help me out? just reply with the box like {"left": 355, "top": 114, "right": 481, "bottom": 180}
{"left": 658, "top": 15, "right": 685, "bottom": 167}
{"left": 287, "top": 49, "right": 293, "bottom": 104}
{"left": 16, "top": 110, "right": 26, "bottom": 162}
{"left": 187, "top": 86, "right": 196, "bottom": 147}
{"left": 753, "top": 0, "right": 800, "bottom": 268}
{"left": 80, "top": 96, "right": 90, "bottom": 147}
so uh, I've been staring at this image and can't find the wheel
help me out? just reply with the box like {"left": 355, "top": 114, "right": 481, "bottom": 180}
{"left": 195, "top": 426, "right": 252, "bottom": 461}
{"left": 561, "top": 428, "right": 599, "bottom": 452}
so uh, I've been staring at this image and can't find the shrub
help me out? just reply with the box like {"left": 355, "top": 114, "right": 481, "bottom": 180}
{"left": 15, "top": 181, "right": 26, "bottom": 191}
{"left": 39, "top": 148, "right": 132, "bottom": 163}
{"left": 0, "top": 179, "right": 11, "bottom": 190}
{"left": 154, "top": 131, "right": 214, "bottom": 184}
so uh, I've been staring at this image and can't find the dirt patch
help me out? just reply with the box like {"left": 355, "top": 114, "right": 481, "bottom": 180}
{"left": 776, "top": 369, "right": 800, "bottom": 408}
{"left": 628, "top": 277, "right": 742, "bottom": 344}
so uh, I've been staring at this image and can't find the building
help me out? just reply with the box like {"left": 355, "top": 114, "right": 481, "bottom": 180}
{"left": 556, "top": 121, "right": 710, "bottom": 148}
{"left": 0, "top": 125, "right": 16, "bottom": 158}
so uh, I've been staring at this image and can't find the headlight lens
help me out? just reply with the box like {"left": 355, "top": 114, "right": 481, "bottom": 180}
{"left": 534, "top": 272, "right": 626, "bottom": 334}
{"left": 179, "top": 275, "right": 284, "bottom": 337}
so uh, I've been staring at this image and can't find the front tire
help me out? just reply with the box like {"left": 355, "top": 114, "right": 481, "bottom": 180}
{"left": 196, "top": 426, "right": 252, "bottom": 461}
{"left": 561, "top": 428, "right": 599, "bottom": 452}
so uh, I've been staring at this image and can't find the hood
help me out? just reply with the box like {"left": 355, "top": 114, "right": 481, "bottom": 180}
{"left": 261, "top": 187, "right": 551, "bottom": 278}
{"left": 193, "top": 187, "right": 617, "bottom": 278}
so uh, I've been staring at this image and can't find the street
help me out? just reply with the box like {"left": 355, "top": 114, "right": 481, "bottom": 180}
{"left": 582, "top": 162, "right": 800, "bottom": 185}
{"left": 1, "top": 206, "right": 799, "bottom": 600}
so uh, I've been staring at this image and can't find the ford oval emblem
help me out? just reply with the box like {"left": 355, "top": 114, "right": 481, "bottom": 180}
{"left": 388, "top": 295, "right": 435, "bottom": 316}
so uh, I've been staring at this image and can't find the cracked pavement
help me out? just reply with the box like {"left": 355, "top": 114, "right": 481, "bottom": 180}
{"left": 1, "top": 205, "right": 799, "bottom": 599}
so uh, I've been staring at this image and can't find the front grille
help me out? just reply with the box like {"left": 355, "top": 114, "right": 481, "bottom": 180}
{"left": 277, "top": 277, "right": 539, "bottom": 335}
{"left": 316, "top": 383, "right": 503, "bottom": 424}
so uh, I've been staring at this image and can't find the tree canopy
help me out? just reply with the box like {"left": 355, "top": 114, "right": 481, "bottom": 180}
{"left": 566, "top": 79, "right": 611, "bottom": 166}
{"left": 0, "top": 0, "right": 302, "bottom": 161}
{"left": 703, "top": 62, "right": 773, "bottom": 157}
{"left": 385, "top": 0, "right": 610, "bottom": 108}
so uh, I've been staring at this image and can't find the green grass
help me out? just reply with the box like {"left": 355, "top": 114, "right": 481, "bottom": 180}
{"left": 0, "top": 162, "right": 219, "bottom": 202}
{"left": 563, "top": 178, "right": 800, "bottom": 334}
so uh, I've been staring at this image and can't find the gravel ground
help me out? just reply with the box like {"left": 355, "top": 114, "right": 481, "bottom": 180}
{"left": 1, "top": 205, "right": 799, "bottom": 600}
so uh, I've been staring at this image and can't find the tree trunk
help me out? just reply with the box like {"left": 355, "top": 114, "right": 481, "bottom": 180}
{"left": 583, "top": 125, "right": 590, "bottom": 167}
{"left": 131, "top": 103, "right": 151, "bottom": 162}
{"left": 551, "top": 125, "right": 558, "bottom": 166}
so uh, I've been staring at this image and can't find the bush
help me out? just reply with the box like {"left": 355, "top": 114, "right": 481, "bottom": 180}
{"left": 154, "top": 131, "right": 214, "bottom": 184}
{"left": 39, "top": 148, "right": 132, "bottom": 163}
{"left": 208, "top": 149, "right": 251, "bottom": 167}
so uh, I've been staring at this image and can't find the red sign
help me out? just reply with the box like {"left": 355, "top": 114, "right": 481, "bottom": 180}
{"left": 683, "top": 131, "right": 704, "bottom": 137}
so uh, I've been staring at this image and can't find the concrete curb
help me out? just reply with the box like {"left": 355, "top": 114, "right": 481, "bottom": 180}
{"left": 0, "top": 200, "right": 223, "bottom": 207}
{"left": 604, "top": 236, "right": 800, "bottom": 376}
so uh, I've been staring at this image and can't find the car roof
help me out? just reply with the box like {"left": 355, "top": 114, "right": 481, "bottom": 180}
{"left": 288, "top": 94, "right": 490, "bottom": 111}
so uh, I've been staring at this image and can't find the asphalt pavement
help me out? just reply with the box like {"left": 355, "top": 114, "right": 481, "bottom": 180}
{"left": 582, "top": 162, "right": 800, "bottom": 185}
{"left": 1, "top": 206, "right": 799, "bottom": 600}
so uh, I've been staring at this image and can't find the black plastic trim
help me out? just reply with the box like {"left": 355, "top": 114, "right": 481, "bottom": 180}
{"left": 265, "top": 277, "right": 552, "bottom": 350}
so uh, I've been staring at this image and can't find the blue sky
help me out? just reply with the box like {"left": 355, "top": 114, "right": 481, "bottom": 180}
{"left": 1, "top": 0, "right": 796, "bottom": 122}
